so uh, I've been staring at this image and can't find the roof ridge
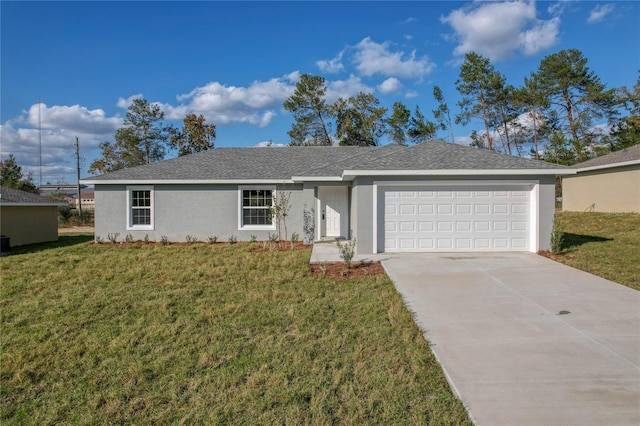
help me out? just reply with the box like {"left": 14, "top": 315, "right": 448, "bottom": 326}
{"left": 299, "top": 144, "right": 403, "bottom": 176}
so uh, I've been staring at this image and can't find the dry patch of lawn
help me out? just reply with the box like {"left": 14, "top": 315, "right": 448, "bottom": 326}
{"left": 546, "top": 212, "right": 640, "bottom": 290}
{"left": 1, "top": 236, "right": 470, "bottom": 425}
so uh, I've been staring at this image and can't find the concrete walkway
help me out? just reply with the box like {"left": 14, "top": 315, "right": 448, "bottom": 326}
{"left": 382, "top": 253, "right": 640, "bottom": 426}
{"left": 309, "top": 240, "right": 386, "bottom": 263}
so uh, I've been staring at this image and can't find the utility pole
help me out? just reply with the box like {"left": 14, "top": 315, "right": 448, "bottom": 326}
{"left": 75, "top": 136, "right": 83, "bottom": 222}
{"left": 39, "top": 99, "right": 42, "bottom": 188}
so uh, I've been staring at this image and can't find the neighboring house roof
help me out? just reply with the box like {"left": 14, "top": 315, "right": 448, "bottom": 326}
{"left": 73, "top": 192, "right": 95, "bottom": 199}
{"left": 0, "top": 186, "right": 67, "bottom": 206}
{"left": 573, "top": 144, "right": 640, "bottom": 172}
{"left": 82, "top": 140, "right": 572, "bottom": 184}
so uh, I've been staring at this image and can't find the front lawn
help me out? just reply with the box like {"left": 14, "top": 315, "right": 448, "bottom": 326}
{"left": 549, "top": 212, "right": 640, "bottom": 290}
{"left": 1, "top": 237, "right": 470, "bottom": 425}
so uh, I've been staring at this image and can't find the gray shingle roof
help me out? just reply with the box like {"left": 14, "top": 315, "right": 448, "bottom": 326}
{"left": 84, "top": 140, "right": 569, "bottom": 183}
{"left": 574, "top": 144, "right": 640, "bottom": 169}
{"left": 345, "top": 140, "right": 566, "bottom": 171}
{"left": 0, "top": 186, "right": 65, "bottom": 205}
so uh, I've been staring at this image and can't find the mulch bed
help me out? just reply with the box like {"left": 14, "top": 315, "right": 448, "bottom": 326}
{"left": 250, "top": 242, "right": 310, "bottom": 253}
{"left": 310, "top": 261, "right": 386, "bottom": 280}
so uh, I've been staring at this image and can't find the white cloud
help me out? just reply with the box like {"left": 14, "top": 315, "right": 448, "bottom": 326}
{"left": 1, "top": 102, "right": 123, "bottom": 183}
{"left": 0, "top": 120, "right": 112, "bottom": 183}
{"left": 116, "top": 94, "right": 143, "bottom": 109}
{"left": 325, "top": 74, "right": 373, "bottom": 103}
{"left": 442, "top": 0, "right": 560, "bottom": 61}
{"left": 256, "top": 141, "right": 286, "bottom": 147}
{"left": 284, "top": 71, "right": 301, "bottom": 83}
{"left": 173, "top": 75, "right": 295, "bottom": 127}
{"left": 317, "top": 51, "right": 345, "bottom": 74}
{"left": 378, "top": 77, "right": 402, "bottom": 94}
{"left": 24, "top": 103, "right": 122, "bottom": 135}
{"left": 352, "top": 37, "right": 435, "bottom": 79}
{"left": 548, "top": 0, "right": 572, "bottom": 16}
{"left": 405, "top": 91, "right": 418, "bottom": 99}
{"left": 587, "top": 4, "right": 614, "bottom": 23}
{"left": 520, "top": 17, "right": 561, "bottom": 56}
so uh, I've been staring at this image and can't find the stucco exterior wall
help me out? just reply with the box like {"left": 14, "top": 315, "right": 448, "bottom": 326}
{"left": 351, "top": 177, "right": 375, "bottom": 255}
{"left": 94, "top": 184, "right": 313, "bottom": 243}
{"left": 94, "top": 175, "right": 558, "bottom": 253}
{"left": 537, "top": 175, "right": 557, "bottom": 251}
{"left": 562, "top": 165, "right": 640, "bottom": 213}
{"left": 0, "top": 205, "right": 59, "bottom": 246}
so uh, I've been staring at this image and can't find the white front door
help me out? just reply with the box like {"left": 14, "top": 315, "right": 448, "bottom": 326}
{"left": 320, "top": 187, "right": 348, "bottom": 238}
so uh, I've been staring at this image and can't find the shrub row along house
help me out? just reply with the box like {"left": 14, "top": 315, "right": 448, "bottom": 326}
{"left": 82, "top": 140, "right": 573, "bottom": 254}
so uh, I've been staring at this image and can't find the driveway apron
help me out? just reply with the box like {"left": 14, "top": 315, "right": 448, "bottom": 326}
{"left": 382, "top": 253, "right": 640, "bottom": 426}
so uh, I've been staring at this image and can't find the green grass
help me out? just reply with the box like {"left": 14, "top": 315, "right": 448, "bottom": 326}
{"left": 1, "top": 236, "right": 470, "bottom": 425}
{"left": 551, "top": 212, "right": 640, "bottom": 290}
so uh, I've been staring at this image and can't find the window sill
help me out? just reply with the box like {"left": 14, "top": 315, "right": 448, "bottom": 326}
{"left": 126, "top": 225, "right": 154, "bottom": 231}
{"left": 238, "top": 225, "right": 276, "bottom": 231}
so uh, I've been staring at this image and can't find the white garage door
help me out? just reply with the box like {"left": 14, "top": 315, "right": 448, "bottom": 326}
{"left": 383, "top": 185, "right": 531, "bottom": 252}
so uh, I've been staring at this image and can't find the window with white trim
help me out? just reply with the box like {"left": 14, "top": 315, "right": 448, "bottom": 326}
{"left": 127, "top": 186, "right": 154, "bottom": 230}
{"left": 239, "top": 187, "right": 275, "bottom": 229}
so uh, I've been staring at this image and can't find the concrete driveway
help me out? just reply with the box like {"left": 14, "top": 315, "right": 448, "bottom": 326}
{"left": 382, "top": 253, "right": 640, "bottom": 426}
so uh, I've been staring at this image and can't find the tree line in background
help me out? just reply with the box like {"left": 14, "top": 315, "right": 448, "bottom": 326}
{"left": 285, "top": 48, "right": 638, "bottom": 166}
{"left": 0, "top": 154, "right": 38, "bottom": 193}
{"left": 68, "top": 48, "right": 638, "bottom": 176}
{"left": 88, "top": 99, "right": 217, "bottom": 174}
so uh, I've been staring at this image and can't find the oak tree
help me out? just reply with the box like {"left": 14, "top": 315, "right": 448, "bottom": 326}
{"left": 332, "top": 92, "right": 387, "bottom": 147}
{"left": 170, "top": 113, "right": 216, "bottom": 156}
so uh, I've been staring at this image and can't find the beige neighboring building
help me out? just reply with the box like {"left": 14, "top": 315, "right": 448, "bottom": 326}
{"left": 562, "top": 144, "right": 640, "bottom": 213}
{"left": 0, "top": 186, "right": 66, "bottom": 247}
{"left": 75, "top": 192, "right": 95, "bottom": 210}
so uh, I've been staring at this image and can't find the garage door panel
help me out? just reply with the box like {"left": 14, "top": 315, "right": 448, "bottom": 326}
{"left": 456, "top": 204, "right": 472, "bottom": 214}
{"left": 512, "top": 238, "right": 528, "bottom": 249}
{"left": 456, "top": 238, "right": 472, "bottom": 249}
{"left": 475, "top": 238, "right": 490, "bottom": 249}
{"left": 400, "top": 239, "right": 416, "bottom": 249}
{"left": 512, "top": 204, "right": 527, "bottom": 214}
{"left": 512, "top": 221, "right": 527, "bottom": 231}
{"left": 384, "top": 185, "right": 531, "bottom": 252}
{"left": 437, "top": 238, "right": 453, "bottom": 249}
{"left": 419, "top": 238, "right": 435, "bottom": 249}
{"left": 419, "top": 204, "right": 434, "bottom": 214}
{"left": 438, "top": 204, "right": 453, "bottom": 214}
{"left": 399, "top": 204, "right": 415, "bottom": 215}
{"left": 418, "top": 221, "right": 434, "bottom": 232}
{"left": 493, "top": 204, "right": 509, "bottom": 214}
{"left": 399, "top": 221, "right": 415, "bottom": 232}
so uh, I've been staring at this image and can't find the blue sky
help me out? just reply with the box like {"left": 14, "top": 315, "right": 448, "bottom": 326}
{"left": 1, "top": 0, "right": 638, "bottom": 184}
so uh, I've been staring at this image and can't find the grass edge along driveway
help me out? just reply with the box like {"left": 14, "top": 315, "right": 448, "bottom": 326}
{"left": 549, "top": 212, "right": 640, "bottom": 290}
{"left": 1, "top": 237, "right": 471, "bottom": 425}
